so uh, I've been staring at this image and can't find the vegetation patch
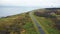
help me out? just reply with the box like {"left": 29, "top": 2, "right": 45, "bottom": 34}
{"left": 34, "top": 8, "right": 60, "bottom": 34}
{"left": 0, "top": 12, "right": 38, "bottom": 34}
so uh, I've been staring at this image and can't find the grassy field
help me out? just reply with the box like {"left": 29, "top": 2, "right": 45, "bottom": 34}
{"left": 34, "top": 16, "right": 60, "bottom": 34}
{"left": 33, "top": 8, "right": 60, "bottom": 34}
{"left": 0, "top": 12, "right": 38, "bottom": 34}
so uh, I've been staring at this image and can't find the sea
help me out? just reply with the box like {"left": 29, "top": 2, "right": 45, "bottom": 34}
{"left": 0, "top": 6, "right": 40, "bottom": 17}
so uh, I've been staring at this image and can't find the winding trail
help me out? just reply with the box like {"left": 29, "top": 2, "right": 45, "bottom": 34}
{"left": 29, "top": 12, "right": 45, "bottom": 34}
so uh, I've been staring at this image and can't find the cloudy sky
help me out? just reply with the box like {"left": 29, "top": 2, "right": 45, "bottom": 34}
{"left": 0, "top": 0, "right": 60, "bottom": 7}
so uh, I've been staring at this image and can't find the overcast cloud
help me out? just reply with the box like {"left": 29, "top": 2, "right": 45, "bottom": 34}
{"left": 0, "top": 0, "right": 60, "bottom": 7}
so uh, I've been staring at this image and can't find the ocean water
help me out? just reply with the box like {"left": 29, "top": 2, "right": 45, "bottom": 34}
{"left": 0, "top": 6, "right": 39, "bottom": 17}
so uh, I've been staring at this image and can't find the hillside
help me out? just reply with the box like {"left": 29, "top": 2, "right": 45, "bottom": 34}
{"left": 0, "top": 8, "right": 60, "bottom": 34}
{"left": 0, "top": 12, "right": 38, "bottom": 34}
{"left": 34, "top": 8, "right": 60, "bottom": 34}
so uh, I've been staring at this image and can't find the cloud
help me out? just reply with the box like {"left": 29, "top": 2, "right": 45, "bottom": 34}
{"left": 0, "top": 0, "right": 60, "bottom": 7}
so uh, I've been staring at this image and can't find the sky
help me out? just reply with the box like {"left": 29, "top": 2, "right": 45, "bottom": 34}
{"left": 0, "top": 0, "right": 60, "bottom": 7}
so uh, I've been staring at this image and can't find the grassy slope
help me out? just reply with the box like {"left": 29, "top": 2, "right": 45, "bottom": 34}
{"left": 34, "top": 16, "right": 60, "bottom": 34}
{"left": 33, "top": 9, "right": 60, "bottom": 34}
{"left": 0, "top": 12, "right": 38, "bottom": 34}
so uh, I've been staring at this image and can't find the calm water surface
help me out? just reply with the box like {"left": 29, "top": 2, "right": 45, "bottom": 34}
{"left": 0, "top": 6, "right": 40, "bottom": 17}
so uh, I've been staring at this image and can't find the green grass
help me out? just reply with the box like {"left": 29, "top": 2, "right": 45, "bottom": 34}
{"left": 34, "top": 15, "right": 60, "bottom": 34}
{"left": 23, "top": 22, "right": 37, "bottom": 34}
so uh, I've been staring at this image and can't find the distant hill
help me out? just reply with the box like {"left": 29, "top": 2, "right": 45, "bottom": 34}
{"left": 45, "top": 8, "right": 60, "bottom": 10}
